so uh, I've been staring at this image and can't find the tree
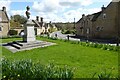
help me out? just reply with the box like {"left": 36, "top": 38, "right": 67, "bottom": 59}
{"left": 10, "top": 20, "right": 21, "bottom": 28}
{"left": 10, "top": 15, "right": 27, "bottom": 28}
{"left": 11, "top": 15, "right": 27, "bottom": 24}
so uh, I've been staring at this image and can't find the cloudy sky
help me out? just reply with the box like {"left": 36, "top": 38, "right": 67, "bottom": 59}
{"left": 0, "top": 0, "right": 113, "bottom": 23}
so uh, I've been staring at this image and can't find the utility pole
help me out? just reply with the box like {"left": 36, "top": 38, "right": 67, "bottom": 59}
{"left": 117, "top": 1, "right": 119, "bottom": 46}
{"left": 74, "top": 18, "right": 75, "bottom": 29}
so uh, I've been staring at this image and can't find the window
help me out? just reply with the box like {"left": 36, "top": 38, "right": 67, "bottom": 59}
{"left": 100, "top": 27, "right": 103, "bottom": 31}
{"left": 0, "top": 27, "right": 2, "bottom": 31}
{"left": 0, "top": 17, "right": 1, "bottom": 21}
{"left": 87, "top": 20, "right": 88, "bottom": 25}
{"left": 96, "top": 26, "right": 100, "bottom": 31}
{"left": 87, "top": 28, "right": 90, "bottom": 34}
{"left": 103, "top": 13, "right": 106, "bottom": 19}
{"left": 96, "top": 26, "right": 103, "bottom": 31}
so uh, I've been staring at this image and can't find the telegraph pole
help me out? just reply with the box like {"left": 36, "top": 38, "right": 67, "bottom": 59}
{"left": 117, "top": 1, "right": 119, "bottom": 46}
{"left": 74, "top": 18, "right": 75, "bottom": 29}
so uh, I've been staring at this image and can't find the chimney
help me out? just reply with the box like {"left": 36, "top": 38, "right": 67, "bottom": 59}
{"left": 41, "top": 17, "right": 43, "bottom": 22}
{"left": 36, "top": 16, "right": 39, "bottom": 22}
{"left": 82, "top": 14, "right": 85, "bottom": 18}
{"left": 2, "top": 6, "right": 6, "bottom": 12}
{"left": 101, "top": 5, "right": 106, "bottom": 11}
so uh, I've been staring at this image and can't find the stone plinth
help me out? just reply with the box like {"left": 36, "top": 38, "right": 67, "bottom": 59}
{"left": 23, "top": 20, "right": 36, "bottom": 42}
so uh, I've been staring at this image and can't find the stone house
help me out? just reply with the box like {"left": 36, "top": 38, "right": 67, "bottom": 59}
{"left": 33, "top": 16, "right": 47, "bottom": 35}
{"left": 93, "top": 1, "right": 120, "bottom": 39}
{"left": 76, "top": 12, "right": 101, "bottom": 38}
{"left": 76, "top": 1, "right": 120, "bottom": 40}
{"left": 33, "top": 16, "right": 57, "bottom": 35}
{"left": 0, "top": 7, "right": 10, "bottom": 37}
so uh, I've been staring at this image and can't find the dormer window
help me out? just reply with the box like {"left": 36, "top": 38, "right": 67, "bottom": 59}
{"left": 103, "top": 13, "right": 106, "bottom": 19}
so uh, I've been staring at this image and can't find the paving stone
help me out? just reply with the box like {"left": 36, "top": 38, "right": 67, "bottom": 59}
{"left": 1, "top": 40, "right": 56, "bottom": 53}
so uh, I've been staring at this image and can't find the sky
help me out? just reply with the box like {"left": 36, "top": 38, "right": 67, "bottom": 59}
{"left": 0, "top": 0, "right": 113, "bottom": 23}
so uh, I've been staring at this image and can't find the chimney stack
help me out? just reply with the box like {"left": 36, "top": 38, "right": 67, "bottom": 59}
{"left": 101, "top": 5, "right": 106, "bottom": 11}
{"left": 41, "top": 17, "right": 43, "bottom": 22}
{"left": 82, "top": 14, "right": 85, "bottom": 18}
{"left": 2, "top": 6, "right": 6, "bottom": 12}
{"left": 36, "top": 16, "right": 39, "bottom": 22}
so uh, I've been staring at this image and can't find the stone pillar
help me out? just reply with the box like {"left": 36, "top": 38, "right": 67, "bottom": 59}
{"left": 23, "top": 20, "right": 36, "bottom": 42}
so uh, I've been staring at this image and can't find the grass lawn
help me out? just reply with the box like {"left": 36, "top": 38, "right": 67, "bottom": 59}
{"left": 1, "top": 37, "right": 119, "bottom": 78}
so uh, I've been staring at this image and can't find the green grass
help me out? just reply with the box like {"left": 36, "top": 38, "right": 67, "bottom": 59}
{"left": 1, "top": 37, "right": 119, "bottom": 78}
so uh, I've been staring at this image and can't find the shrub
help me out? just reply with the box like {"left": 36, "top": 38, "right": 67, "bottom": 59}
{"left": 8, "top": 30, "right": 18, "bottom": 36}
{"left": 70, "top": 30, "right": 76, "bottom": 34}
{"left": 89, "top": 42, "right": 98, "bottom": 48}
{"left": 97, "top": 44, "right": 103, "bottom": 48}
{"left": 70, "top": 41, "right": 77, "bottom": 44}
{"left": 113, "top": 46, "right": 120, "bottom": 52}
{"left": 93, "top": 43, "right": 99, "bottom": 48}
{"left": 102, "top": 45, "right": 108, "bottom": 50}
{"left": 1, "top": 58, "right": 74, "bottom": 79}
{"left": 63, "top": 30, "right": 71, "bottom": 34}
{"left": 107, "top": 45, "right": 114, "bottom": 51}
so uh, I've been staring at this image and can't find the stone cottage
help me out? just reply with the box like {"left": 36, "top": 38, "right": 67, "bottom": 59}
{"left": 33, "top": 16, "right": 57, "bottom": 35}
{"left": 0, "top": 7, "right": 10, "bottom": 37}
{"left": 93, "top": 1, "right": 120, "bottom": 39}
{"left": 76, "top": 1, "right": 120, "bottom": 40}
{"left": 32, "top": 16, "right": 48, "bottom": 35}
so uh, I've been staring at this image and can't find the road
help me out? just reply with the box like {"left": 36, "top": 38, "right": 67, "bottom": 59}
{"left": 50, "top": 31, "right": 80, "bottom": 41}
{"left": 49, "top": 31, "right": 119, "bottom": 46}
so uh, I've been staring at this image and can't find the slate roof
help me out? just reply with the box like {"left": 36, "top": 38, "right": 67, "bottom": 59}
{"left": 76, "top": 11, "right": 102, "bottom": 23}
{"left": 91, "top": 11, "right": 102, "bottom": 21}
{"left": 0, "top": 10, "right": 9, "bottom": 22}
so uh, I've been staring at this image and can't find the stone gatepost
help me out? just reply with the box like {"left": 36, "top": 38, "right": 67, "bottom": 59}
{"left": 23, "top": 20, "right": 36, "bottom": 42}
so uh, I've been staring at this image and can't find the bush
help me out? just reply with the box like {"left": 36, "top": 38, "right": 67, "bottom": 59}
{"left": 1, "top": 58, "right": 74, "bottom": 79}
{"left": 8, "top": 30, "right": 18, "bottom": 36}
{"left": 101, "top": 44, "right": 107, "bottom": 50}
{"left": 97, "top": 44, "right": 103, "bottom": 48}
{"left": 63, "top": 30, "right": 71, "bottom": 34}
{"left": 113, "top": 46, "right": 120, "bottom": 52}
{"left": 107, "top": 45, "right": 114, "bottom": 51}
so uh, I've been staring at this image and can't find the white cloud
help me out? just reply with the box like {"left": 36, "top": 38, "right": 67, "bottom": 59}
{"left": 8, "top": 0, "right": 111, "bottom": 23}
{"left": 80, "top": 0, "right": 93, "bottom": 6}
{"left": 9, "top": 10, "right": 37, "bottom": 20}
{"left": 59, "top": 0, "right": 93, "bottom": 7}
{"left": 10, "top": 10, "right": 26, "bottom": 16}
{"left": 31, "top": 0, "right": 96, "bottom": 22}
{"left": 0, "top": 1, "right": 11, "bottom": 11}
{"left": 63, "top": 7, "right": 101, "bottom": 22}
{"left": 32, "top": 0, "right": 63, "bottom": 13}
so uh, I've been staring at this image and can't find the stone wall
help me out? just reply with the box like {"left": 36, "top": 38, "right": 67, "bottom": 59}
{"left": 0, "top": 22, "right": 9, "bottom": 37}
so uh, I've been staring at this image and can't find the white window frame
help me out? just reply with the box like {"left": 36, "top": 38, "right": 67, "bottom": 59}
{"left": 103, "top": 13, "right": 106, "bottom": 19}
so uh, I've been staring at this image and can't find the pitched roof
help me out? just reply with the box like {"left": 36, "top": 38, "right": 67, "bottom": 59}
{"left": 91, "top": 11, "right": 102, "bottom": 21}
{"left": 32, "top": 20, "right": 41, "bottom": 27}
{"left": 0, "top": 10, "right": 9, "bottom": 22}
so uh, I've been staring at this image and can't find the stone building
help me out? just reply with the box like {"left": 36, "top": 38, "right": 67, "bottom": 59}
{"left": 93, "top": 1, "right": 120, "bottom": 39}
{"left": 33, "top": 16, "right": 48, "bottom": 35}
{"left": 0, "top": 7, "right": 10, "bottom": 37}
{"left": 76, "top": 1, "right": 120, "bottom": 40}
{"left": 33, "top": 16, "right": 57, "bottom": 35}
